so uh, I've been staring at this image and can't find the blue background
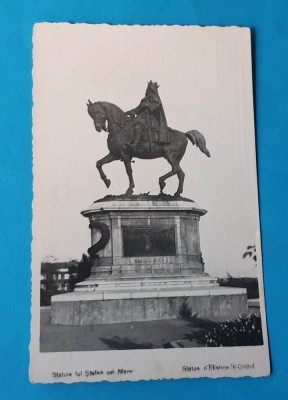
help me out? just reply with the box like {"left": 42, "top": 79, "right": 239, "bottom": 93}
{"left": 0, "top": 0, "right": 287, "bottom": 399}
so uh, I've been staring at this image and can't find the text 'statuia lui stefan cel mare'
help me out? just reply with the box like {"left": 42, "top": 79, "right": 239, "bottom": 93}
{"left": 30, "top": 23, "right": 270, "bottom": 383}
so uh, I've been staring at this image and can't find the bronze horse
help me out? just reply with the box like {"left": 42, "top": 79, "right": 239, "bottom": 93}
{"left": 87, "top": 101, "right": 210, "bottom": 196}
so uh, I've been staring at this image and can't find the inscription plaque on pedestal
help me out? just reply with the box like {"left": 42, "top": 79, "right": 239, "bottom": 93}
{"left": 123, "top": 226, "right": 176, "bottom": 257}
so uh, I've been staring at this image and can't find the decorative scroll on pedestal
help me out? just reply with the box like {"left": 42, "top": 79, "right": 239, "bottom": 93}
{"left": 88, "top": 221, "right": 110, "bottom": 257}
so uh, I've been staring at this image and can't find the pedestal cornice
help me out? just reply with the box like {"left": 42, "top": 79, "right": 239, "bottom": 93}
{"left": 81, "top": 194, "right": 207, "bottom": 217}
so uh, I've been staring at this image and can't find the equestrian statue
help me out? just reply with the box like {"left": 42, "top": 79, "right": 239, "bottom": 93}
{"left": 87, "top": 81, "right": 210, "bottom": 197}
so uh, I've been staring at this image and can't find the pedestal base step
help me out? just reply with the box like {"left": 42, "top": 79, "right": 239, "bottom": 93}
{"left": 51, "top": 286, "right": 247, "bottom": 325}
{"left": 74, "top": 275, "right": 219, "bottom": 292}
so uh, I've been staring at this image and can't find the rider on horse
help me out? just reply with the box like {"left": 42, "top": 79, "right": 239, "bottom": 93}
{"left": 125, "top": 81, "right": 170, "bottom": 150}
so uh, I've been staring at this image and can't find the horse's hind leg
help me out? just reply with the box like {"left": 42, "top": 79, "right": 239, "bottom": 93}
{"left": 159, "top": 153, "right": 179, "bottom": 194}
{"left": 159, "top": 169, "right": 177, "bottom": 193}
{"left": 175, "top": 167, "right": 185, "bottom": 197}
{"left": 174, "top": 153, "right": 185, "bottom": 196}
{"left": 159, "top": 155, "right": 185, "bottom": 197}
{"left": 96, "top": 152, "right": 119, "bottom": 188}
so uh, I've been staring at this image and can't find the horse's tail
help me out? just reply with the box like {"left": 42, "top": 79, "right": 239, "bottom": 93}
{"left": 186, "top": 130, "right": 211, "bottom": 157}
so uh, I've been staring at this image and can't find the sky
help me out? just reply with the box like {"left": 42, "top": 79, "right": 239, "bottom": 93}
{"left": 32, "top": 24, "right": 261, "bottom": 277}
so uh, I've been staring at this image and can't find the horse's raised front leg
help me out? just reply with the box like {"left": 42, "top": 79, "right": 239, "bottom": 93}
{"left": 122, "top": 155, "right": 135, "bottom": 195}
{"left": 96, "top": 152, "right": 119, "bottom": 188}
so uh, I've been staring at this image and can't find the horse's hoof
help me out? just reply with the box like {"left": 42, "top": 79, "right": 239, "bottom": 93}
{"left": 105, "top": 179, "right": 111, "bottom": 188}
{"left": 174, "top": 191, "right": 182, "bottom": 197}
{"left": 125, "top": 189, "right": 134, "bottom": 196}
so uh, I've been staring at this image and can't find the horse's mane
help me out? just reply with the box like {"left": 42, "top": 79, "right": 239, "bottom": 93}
{"left": 98, "top": 101, "right": 126, "bottom": 123}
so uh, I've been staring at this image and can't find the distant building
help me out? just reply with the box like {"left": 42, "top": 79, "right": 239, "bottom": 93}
{"left": 40, "top": 261, "right": 78, "bottom": 305}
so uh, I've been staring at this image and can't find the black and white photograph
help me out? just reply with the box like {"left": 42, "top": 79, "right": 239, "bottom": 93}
{"left": 30, "top": 23, "right": 270, "bottom": 383}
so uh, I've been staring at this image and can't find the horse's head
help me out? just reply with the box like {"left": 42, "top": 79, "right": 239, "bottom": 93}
{"left": 87, "top": 100, "right": 108, "bottom": 132}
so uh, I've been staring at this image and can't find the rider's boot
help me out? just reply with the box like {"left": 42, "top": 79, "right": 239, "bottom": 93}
{"left": 127, "top": 126, "right": 142, "bottom": 151}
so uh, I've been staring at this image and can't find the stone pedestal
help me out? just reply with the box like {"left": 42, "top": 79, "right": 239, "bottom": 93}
{"left": 51, "top": 196, "right": 247, "bottom": 325}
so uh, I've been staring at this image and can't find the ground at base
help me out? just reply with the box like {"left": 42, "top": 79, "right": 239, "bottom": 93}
{"left": 40, "top": 305, "right": 259, "bottom": 353}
